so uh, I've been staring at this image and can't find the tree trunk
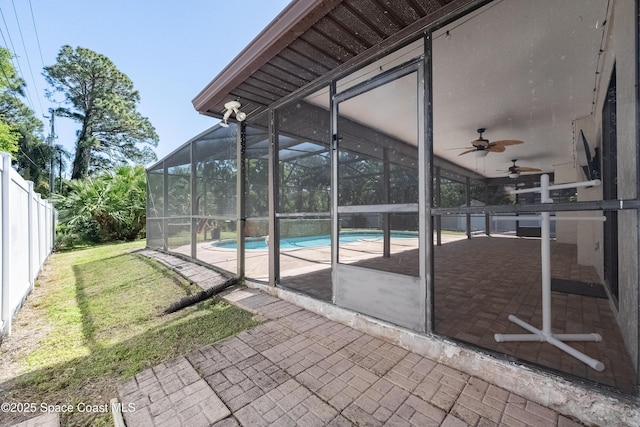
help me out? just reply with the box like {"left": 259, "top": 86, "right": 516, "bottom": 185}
{"left": 71, "top": 141, "right": 91, "bottom": 179}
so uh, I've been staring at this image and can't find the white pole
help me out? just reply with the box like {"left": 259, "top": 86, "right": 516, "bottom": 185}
{"left": 492, "top": 174, "right": 605, "bottom": 371}
{"left": 27, "top": 182, "right": 34, "bottom": 291}
{"left": 495, "top": 333, "right": 544, "bottom": 342}
{"left": 512, "top": 179, "right": 601, "bottom": 194}
{"left": 545, "top": 333, "right": 605, "bottom": 372}
{"left": 495, "top": 332, "right": 601, "bottom": 342}
{"left": 548, "top": 179, "right": 601, "bottom": 191}
{"left": 492, "top": 216, "right": 605, "bottom": 222}
{"left": 1, "top": 153, "right": 11, "bottom": 336}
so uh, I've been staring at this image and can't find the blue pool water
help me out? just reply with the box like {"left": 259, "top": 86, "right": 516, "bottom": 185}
{"left": 213, "top": 232, "right": 417, "bottom": 250}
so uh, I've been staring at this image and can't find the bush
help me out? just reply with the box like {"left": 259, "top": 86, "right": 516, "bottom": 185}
{"left": 52, "top": 166, "right": 147, "bottom": 247}
{"left": 54, "top": 219, "right": 104, "bottom": 250}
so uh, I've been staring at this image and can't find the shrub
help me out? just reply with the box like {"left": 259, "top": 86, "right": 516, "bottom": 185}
{"left": 52, "top": 166, "right": 147, "bottom": 246}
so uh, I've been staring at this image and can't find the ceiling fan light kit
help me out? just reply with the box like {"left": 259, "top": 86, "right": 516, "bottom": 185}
{"left": 506, "top": 159, "right": 542, "bottom": 178}
{"left": 458, "top": 128, "right": 524, "bottom": 157}
{"left": 472, "top": 128, "right": 490, "bottom": 147}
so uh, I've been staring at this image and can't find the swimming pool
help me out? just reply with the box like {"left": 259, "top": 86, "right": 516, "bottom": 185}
{"left": 213, "top": 232, "right": 417, "bottom": 250}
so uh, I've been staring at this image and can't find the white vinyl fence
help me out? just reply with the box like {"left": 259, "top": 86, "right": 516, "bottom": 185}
{"left": 1, "top": 152, "right": 56, "bottom": 337}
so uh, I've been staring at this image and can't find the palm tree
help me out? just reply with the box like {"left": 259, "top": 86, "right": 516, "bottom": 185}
{"left": 52, "top": 165, "right": 147, "bottom": 242}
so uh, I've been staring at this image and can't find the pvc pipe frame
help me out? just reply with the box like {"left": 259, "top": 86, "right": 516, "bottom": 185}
{"left": 511, "top": 179, "right": 601, "bottom": 194}
{"left": 495, "top": 315, "right": 604, "bottom": 372}
{"left": 493, "top": 174, "right": 605, "bottom": 372}
{"left": 492, "top": 216, "right": 606, "bottom": 222}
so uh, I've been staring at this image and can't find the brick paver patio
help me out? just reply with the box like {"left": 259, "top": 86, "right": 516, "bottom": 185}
{"left": 115, "top": 254, "right": 587, "bottom": 427}
{"left": 10, "top": 413, "right": 59, "bottom": 427}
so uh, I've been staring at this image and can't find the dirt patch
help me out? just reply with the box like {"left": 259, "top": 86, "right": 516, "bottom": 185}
{"left": 0, "top": 265, "right": 57, "bottom": 426}
{"left": 0, "top": 276, "right": 53, "bottom": 384}
{"left": 0, "top": 262, "right": 120, "bottom": 426}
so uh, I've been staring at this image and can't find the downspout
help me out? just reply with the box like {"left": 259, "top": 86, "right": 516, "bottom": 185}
{"left": 237, "top": 122, "right": 247, "bottom": 280}
{"left": 268, "top": 109, "right": 280, "bottom": 287}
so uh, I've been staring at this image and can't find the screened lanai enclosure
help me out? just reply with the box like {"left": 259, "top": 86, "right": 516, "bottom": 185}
{"left": 149, "top": 0, "right": 640, "bottom": 401}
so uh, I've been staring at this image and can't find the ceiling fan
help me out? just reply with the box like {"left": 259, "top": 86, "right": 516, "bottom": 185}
{"left": 502, "top": 159, "right": 542, "bottom": 178}
{"left": 458, "top": 128, "right": 524, "bottom": 157}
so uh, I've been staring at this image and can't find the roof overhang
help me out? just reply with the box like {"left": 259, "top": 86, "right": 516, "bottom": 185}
{"left": 192, "top": 0, "right": 464, "bottom": 120}
{"left": 192, "top": 0, "right": 343, "bottom": 118}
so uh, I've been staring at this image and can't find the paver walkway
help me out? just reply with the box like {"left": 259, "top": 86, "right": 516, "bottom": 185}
{"left": 115, "top": 252, "right": 584, "bottom": 427}
{"left": 10, "top": 413, "right": 59, "bottom": 427}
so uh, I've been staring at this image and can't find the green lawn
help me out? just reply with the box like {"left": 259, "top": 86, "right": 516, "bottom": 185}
{"left": 0, "top": 240, "right": 258, "bottom": 427}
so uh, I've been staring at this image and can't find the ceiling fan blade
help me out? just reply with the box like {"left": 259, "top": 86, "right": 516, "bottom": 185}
{"left": 486, "top": 145, "right": 506, "bottom": 153}
{"left": 458, "top": 148, "right": 477, "bottom": 156}
{"left": 490, "top": 139, "right": 524, "bottom": 147}
{"left": 516, "top": 166, "right": 542, "bottom": 172}
{"left": 444, "top": 146, "right": 474, "bottom": 150}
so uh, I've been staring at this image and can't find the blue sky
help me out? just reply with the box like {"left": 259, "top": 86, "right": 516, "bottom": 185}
{"left": 2, "top": 0, "right": 290, "bottom": 171}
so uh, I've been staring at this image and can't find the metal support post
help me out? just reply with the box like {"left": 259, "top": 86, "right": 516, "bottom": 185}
{"left": 383, "top": 148, "right": 391, "bottom": 257}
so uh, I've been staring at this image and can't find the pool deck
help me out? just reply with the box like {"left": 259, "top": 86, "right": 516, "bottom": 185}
{"left": 153, "top": 232, "right": 636, "bottom": 392}
{"left": 169, "top": 233, "right": 440, "bottom": 281}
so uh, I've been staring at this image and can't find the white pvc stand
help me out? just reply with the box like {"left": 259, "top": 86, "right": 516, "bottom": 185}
{"left": 493, "top": 174, "right": 606, "bottom": 372}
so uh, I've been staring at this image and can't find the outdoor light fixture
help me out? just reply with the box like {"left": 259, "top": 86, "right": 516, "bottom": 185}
{"left": 219, "top": 100, "right": 246, "bottom": 127}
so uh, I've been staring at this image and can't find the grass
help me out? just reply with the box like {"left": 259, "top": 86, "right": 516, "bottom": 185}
{"left": 0, "top": 240, "right": 259, "bottom": 427}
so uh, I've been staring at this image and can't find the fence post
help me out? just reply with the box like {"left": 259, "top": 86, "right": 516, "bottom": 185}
{"left": 43, "top": 199, "right": 48, "bottom": 257}
{"left": 43, "top": 198, "right": 49, "bottom": 260}
{"left": 52, "top": 207, "right": 57, "bottom": 252}
{"left": 39, "top": 194, "right": 45, "bottom": 267}
{"left": 1, "top": 153, "right": 11, "bottom": 335}
{"left": 39, "top": 196, "right": 45, "bottom": 269}
{"left": 27, "top": 181, "right": 34, "bottom": 291}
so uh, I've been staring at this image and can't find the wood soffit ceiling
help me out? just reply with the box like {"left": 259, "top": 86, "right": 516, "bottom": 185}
{"left": 192, "top": 0, "right": 458, "bottom": 120}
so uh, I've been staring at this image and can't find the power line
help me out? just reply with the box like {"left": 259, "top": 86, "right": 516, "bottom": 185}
{"left": 27, "top": 0, "right": 45, "bottom": 67}
{"left": 0, "top": 29, "right": 41, "bottom": 138}
{"left": 0, "top": 9, "right": 19, "bottom": 71}
{"left": 0, "top": 6, "right": 36, "bottom": 113}
{"left": 10, "top": 0, "right": 44, "bottom": 117}
{"left": 0, "top": 26, "right": 37, "bottom": 117}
